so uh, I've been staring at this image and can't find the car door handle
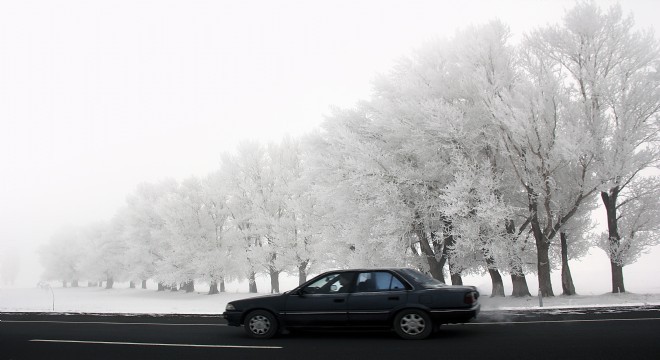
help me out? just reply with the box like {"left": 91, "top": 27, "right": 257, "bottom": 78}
{"left": 388, "top": 296, "right": 399, "bottom": 301}
{"left": 333, "top": 298, "right": 345, "bottom": 303}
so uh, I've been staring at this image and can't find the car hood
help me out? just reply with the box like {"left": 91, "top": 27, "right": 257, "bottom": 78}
{"left": 235, "top": 293, "right": 283, "bottom": 302}
{"left": 228, "top": 293, "right": 286, "bottom": 309}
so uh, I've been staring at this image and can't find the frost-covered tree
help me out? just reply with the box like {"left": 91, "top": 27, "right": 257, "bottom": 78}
{"left": 220, "top": 142, "right": 274, "bottom": 292}
{"left": 219, "top": 138, "right": 322, "bottom": 292}
{"left": 439, "top": 21, "right": 537, "bottom": 296}
{"left": 308, "top": 23, "right": 534, "bottom": 298}
{"left": 199, "top": 172, "right": 233, "bottom": 293}
{"left": 368, "top": 77, "right": 469, "bottom": 284}
{"left": 440, "top": 157, "right": 516, "bottom": 296}
{"left": 267, "top": 136, "right": 333, "bottom": 285}
{"left": 469, "top": 18, "right": 602, "bottom": 297}
{"left": 122, "top": 179, "right": 178, "bottom": 290}
{"left": 533, "top": 2, "right": 660, "bottom": 293}
{"left": 155, "top": 177, "right": 209, "bottom": 292}
{"left": 306, "top": 108, "right": 422, "bottom": 274}
{"left": 153, "top": 175, "right": 232, "bottom": 294}
{"left": 597, "top": 176, "right": 660, "bottom": 279}
{"left": 79, "top": 220, "right": 128, "bottom": 289}
{"left": 553, "top": 202, "right": 597, "bottom": 295}
{"left": 39, "top": 226, "right": 85, "bottom": 287}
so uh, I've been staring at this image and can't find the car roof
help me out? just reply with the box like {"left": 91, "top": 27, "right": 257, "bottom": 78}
{"left": 322, "top": 268, "right": 412, "bottom": 273}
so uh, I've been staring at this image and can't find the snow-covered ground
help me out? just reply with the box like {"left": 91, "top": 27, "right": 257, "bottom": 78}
{"left": 2, "top": 285, "right": 659, "bottom": 315}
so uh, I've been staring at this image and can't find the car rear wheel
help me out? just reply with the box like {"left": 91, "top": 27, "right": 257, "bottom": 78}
{"left": 244, "top": 310, "right": 278, "bottom": 339}
{"left": 393, "top": 309, "right": 433, "bottom": 340}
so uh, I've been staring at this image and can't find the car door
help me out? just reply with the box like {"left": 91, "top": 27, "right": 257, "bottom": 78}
{"left": 347, "top": 271, "right": 408, "bottom": 326}
{"left": 284, "top": 272, "right": 355, "bottom": 327}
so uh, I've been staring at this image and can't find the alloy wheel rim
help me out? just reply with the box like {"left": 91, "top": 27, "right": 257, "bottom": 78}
{"left": 249, "top": 315, "right": 271, "bottom": 335}
{"left": 400, "top": 313, "right": 426, "bottom": 335}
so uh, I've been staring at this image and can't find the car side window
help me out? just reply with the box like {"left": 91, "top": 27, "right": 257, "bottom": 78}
{"left": 356, "top": 272, "right": 407, "bottom": 292}
{"left": 302, "top": 273, "right": 353, "bottom": 294}
{"left": 390, "top": 275, "right": 406, "bottom": 290}
{"left": 302, "top": 274, "right": 339, "bottom": 294}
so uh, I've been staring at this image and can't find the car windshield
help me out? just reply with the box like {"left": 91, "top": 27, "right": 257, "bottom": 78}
{"left": 399, "top": 269, "right": 445, "bottom": 288}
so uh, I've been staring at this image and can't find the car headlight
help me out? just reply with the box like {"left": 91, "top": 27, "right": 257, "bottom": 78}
{"left": 225, "top": 303, "right": 236, "bottom": 311}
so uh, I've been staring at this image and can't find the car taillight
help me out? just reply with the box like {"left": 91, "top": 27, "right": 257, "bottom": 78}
{"left": 464, "top": 291, "right": 477, "bottom": 304}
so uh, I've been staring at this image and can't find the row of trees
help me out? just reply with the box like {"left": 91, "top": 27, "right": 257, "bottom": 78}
{"left": 40, "top": 2, "right": 660, "bottom": 296}
{"left": 40, "top": 139, "right": 331, "bottom": 294}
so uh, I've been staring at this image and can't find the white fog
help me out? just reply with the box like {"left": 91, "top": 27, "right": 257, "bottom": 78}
{"left": 1, "top": 0, "right": 659, "bottom": 301}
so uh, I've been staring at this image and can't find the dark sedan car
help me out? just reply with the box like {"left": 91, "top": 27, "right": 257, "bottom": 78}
{"left": 223, "top": 268, "right": 480, "bottom": 339}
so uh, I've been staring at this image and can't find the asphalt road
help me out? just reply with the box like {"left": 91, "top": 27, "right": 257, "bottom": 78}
{"left": 1, "top": 306, "right": 659, "bottom": 360}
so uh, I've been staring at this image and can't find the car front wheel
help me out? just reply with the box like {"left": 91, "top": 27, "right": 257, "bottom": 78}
{"left": 244, "top": 310, "right": 278, "bottom": 339}
{"left": 393, "top": 309, "right": 433, "bottom": 340}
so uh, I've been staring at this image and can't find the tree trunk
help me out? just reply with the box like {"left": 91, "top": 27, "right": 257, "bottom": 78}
{"left": 248, "top": 271, "right": 258, "bottom": 293}
{"left": 298, "top": 261, "right": 309, "bottom": 285}
{"left": 415, "top": 226, "right": 445, "bottom": 282}
{"left": 436, "top": 223, "right": 458, "bottom": 285}
{"left": 560, "top": 232, "right": 576, "bottom": 295}
{"left": 450, "top": 273, "right": 463, "bottom": 285}
{"left": 485, "top": 255, "right": 505, "bottom": 297}
{"left": 506, "top": 219, "right": 532, "bottom": 297}
{"left": 601, "top": 189, "right": 626, "bottom": 293}
{"left": 220, "top": 278, "right": 226, "bottom": 292}
{"left": 209, "top": 282, "right": 219, "bottom": 295}
{"left": 487, "top": 268, "right": 505, "bottom": 297}
{"left": 530, "top": 195, "right": 554, "bottom": 297}
{"left": 105, "top": 277, "right": 114, "bottom": 289}
{"left": 141, "top": 280, "right": 147, "bottom": 289}
{"left": 62, "top": 280, "right": 68, "bottom": 288}
{"left": 535, "top": 240, "right": 553, "bottom": 297}
{"left": 157, "top": 282, "right": 166, "bottom": 291}
{"left": 448, "top": 242, "right": 462, "bottom": 286}
{"left": 270, "top": 267, "right": 280, "bottom": 293}
{"left": 183, "top": 280, "right": 194, "bottom": 293}
{"left": 611, "top": 261, "right": 625, "bottom": 293}
{"left": 265, "top": 248, "right": 280, "bottom": 294}
{"left": 511, "top": 274, "right": 532, "bottom": 297}
{"left": 129, "top": 281, "right": 135, "bottom": 289}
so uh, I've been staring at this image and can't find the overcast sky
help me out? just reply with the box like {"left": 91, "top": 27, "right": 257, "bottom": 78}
{"left": 1, "top": 0, "right": 658, "bottom": 289}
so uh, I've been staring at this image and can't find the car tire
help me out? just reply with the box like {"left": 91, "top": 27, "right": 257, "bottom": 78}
{"left": 393, "top": 309, "right": 433, "bottom": 340}
{"left": 244, "top": 310, "right": 278, "bottom": 339}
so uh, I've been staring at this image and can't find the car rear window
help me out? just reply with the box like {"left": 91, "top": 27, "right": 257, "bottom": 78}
{"left": 356, "top": 271, "right": 407, "bottom": 292}
{"left": 399, "top": 269, "right": 445, "bottom": 288}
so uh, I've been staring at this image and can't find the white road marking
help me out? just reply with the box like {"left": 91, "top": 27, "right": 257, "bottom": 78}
{"left": 30, "top": 339, "right": 281, "bottom": 349}
{"left": 459, "top": 317, "right": 660, "bottom": 325}
{"left": 1, "top": 320, "right": 225, "bottom": 326}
